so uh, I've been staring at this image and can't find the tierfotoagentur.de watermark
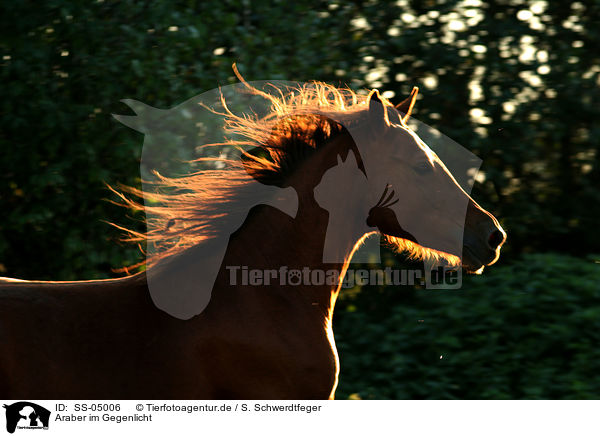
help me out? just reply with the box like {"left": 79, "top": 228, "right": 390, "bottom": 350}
{"left": 226, "top": 265, "right": 461, "bottom": 288}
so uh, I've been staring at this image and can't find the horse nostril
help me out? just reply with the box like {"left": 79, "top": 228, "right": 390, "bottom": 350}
{"left": 488, "top": 230, "right": 504, "bottom": 249}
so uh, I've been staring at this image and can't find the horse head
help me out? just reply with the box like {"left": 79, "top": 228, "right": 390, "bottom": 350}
{"left": 350, "top": 89, "right": 506, "bottom": 273}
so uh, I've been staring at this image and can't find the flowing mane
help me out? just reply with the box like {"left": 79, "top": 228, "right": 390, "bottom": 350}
{"left": 111, "top": 70, "right": 465, "bottom": 271}
{"left": 111, "top": 71, "right": 404, "bottom": 270}
{"left": 1, "top": 69, "right": 506, "bottom": 401}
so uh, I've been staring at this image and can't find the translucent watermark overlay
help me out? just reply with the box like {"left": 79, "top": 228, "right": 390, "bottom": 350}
{"left": 114, "top": 79, "right": 503, "bottom": 319}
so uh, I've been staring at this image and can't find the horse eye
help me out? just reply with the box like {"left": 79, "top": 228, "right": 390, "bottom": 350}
{"left": 414, "top": 161, "right": 433, "bottom": 175}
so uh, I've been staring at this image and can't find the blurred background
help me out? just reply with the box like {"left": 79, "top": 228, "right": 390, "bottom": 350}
{"left": 1, "top": 0, "right": 599, "bottom": 398}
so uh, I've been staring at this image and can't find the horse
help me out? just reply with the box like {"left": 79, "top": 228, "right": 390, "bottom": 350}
{"left": 0, "top": 77, "right": 506, "bottom": 399}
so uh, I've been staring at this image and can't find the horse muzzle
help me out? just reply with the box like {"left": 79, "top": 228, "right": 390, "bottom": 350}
{"left": 462, "top": 201, "right": 507, "bottom": 273}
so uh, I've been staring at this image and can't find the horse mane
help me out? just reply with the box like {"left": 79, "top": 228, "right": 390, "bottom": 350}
{"left": 111, "top": 68, "right": 458, "bottom": 271}
{"left": 111, "top": 69, "right": 403, "bottom": 271}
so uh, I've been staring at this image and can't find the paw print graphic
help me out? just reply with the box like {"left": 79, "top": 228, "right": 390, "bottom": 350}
{"left": 287, "top": 269, "right": 302, "bottom": 286}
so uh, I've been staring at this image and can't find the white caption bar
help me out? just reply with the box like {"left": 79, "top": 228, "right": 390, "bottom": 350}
{"left": 0, "top": 400, "right": 598, "bottom": 436}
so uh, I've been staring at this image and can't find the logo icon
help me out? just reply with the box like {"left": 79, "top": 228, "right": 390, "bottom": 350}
{"left": 3, "top": 402, "right": 50, "bottom": 433}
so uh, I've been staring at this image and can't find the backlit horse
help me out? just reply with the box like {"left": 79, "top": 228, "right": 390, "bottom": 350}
{"left": 0, "top": 78, "right": 505, "bottom": 399}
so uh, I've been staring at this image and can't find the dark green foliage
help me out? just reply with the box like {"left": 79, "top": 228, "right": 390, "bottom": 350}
{"left": 335, "top": 253, "right": 600, "bottom": 399}
{"left": 0, "top": 0, "right": 369, "bottom": 279}
{"left": 1, "top": 1, "right": 598, "bottom": 278}
{"left": 1, "top": 1, "right": 599, "bottom": 398}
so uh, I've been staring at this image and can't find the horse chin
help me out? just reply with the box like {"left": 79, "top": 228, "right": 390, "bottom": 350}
{"left": 462, "top": 245, "right": 487, "bottom": 274}
{"left": 463, "top": 264, "right": 485, "bottom": 275}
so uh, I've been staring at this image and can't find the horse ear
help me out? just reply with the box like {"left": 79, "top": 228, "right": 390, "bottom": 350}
{"left": 113, "top": 99, "right": 166, "bottom": 134}
{"left": 395, "top": 86, "right": 419, "bottom": 123}
{"left": 367, "top": 89, "right": 386, "bottom": 124}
